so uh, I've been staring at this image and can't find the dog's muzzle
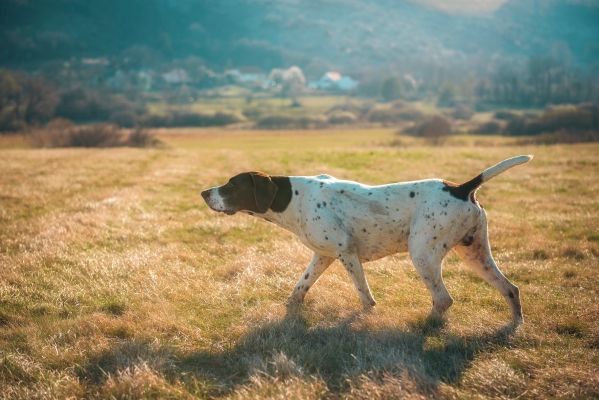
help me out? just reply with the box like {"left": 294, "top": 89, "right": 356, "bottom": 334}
{"left": 201, "top": 189, "right": 236, "bottom": 215}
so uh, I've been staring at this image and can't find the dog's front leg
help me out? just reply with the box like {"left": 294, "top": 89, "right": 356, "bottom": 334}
{"left": 337, "top": 249, "right": 377, "bottom": 309}
{"left": 287, "top": 252, "right": 334, "bottom": 304}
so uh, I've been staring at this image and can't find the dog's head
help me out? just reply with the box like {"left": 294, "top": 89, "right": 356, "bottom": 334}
{"left": 201, "top": 171, "right": 278, "bottom": 215}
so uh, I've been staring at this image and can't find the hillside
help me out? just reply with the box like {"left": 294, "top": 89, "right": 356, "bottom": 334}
{"left": 0, "top": 0, "right": 598, "bottom": 72}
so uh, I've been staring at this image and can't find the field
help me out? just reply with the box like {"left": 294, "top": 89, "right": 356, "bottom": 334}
{"left": 1, "top": 128, "right": 598, "bottom": 399}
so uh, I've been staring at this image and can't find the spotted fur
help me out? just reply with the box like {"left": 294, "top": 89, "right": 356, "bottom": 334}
{"left": 201, "top": 155, "right": 532, "bottom": 325}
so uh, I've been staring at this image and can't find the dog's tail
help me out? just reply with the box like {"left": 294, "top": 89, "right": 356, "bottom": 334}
{"left": 480, "top": 155, "right": 533, "bottom": 183}
{"left": 448, "top": 155, "right": 533, "bottom": 201}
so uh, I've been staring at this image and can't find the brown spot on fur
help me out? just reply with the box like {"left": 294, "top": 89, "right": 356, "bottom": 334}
{"left": 442, "top": 173, "right": 484, "bottom": 204}
{"left": 269, "top": 176, "right": 293, "bottom": 213}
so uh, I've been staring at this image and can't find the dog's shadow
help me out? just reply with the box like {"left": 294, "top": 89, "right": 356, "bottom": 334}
{"left": 79, "top": 305, "right": 518, "bottom": 396}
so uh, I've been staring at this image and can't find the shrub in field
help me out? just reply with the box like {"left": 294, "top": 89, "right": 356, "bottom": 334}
{"left": 391, "top": 99, "right": 409, "bottom": 109}
{"left": 295, "top": 115, "right": 328, "bottom": 129}
{"left": 517, "top": 130, "right": 599, "bottom": 144}
{"left": 55, "top": 86, "right": 112, "bottom": 122}
{"left": 255, "top": 115, "right": 295, "bottom": 129}
{"left": 110, "top": 110, "right": 137, "bottom": 128}
{"left": 210, "top": 111, "right": 245, "bottom": 126}
{"left": 127, "top": 127, "right": 163, "bottom": 148}
{"left": 404, "top": 116, "right": 452, "bottom": 137}
{"left": 0, "top": 109, "right": 27, "bottom": 132}
{"left": 33, "top": 124, "right": 162, "bottom": 148}
{"left": 451, "top": 104, "right": 474, "bottom": 120}
{"left": 474, "top": 121, "right": 502, "bottom": 135}
{"left": 437, "top": 81, "right": 458, "bottom": 107}
{"left": 367, "top": 107, "right": 423, "bottom": 123}
{"left": 494, "top": 110, "right": 519, "bottom": 120}
{"left": 326, "top": 100, "right": 372, "bottom": 118}
{"left": 140, "top": 111, "right": 244, "bottom": 128}
{"left": 504, "top": 104, "right": 599, "bottom": 136}
{"left": 46, "top": 117, "right": 74, "bottom": 130}
{"left": 255, "top": 114, "right": 328, "bottom": 129}
{"left": 242, "top": 108, "right": 262, "bottom": 120}
{"left": 328, "top": 111, "right": 357, "bottom": 125}
{"left": 380, "top": 75, "right": 404, "bottom": 102}
{"left": 503, "top": 116, "right": 532, "bottom": 136}
{"left": 68, "top": 124, "right": 123, "bottom": 147}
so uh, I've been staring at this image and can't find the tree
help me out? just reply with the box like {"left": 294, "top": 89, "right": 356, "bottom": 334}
{"left": 21, "top": 76, "right": 59, "bottom": 124}
{"left": 281, "top": 66, "right": 306, "bottom": 105}
{"left": 0, "top": 69, "right": 21, "bottom": 112}
{"left": 437, "top": 81, "right": 458, "bottom": 106}
{"left": 380, "top": 76, "right": 403, "bottom": 102}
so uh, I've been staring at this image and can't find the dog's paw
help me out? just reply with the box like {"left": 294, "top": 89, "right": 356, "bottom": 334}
{"left": 285, "top": 296, "right": 304, "bottom": 307}
{"left": 362, "top": 299, "right": 377, "bottom": 310}
{"left": 512, "top": 314, "right": 524, "bottom": 328}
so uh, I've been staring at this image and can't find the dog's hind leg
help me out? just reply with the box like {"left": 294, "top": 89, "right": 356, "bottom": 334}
{"left": 287, "top": 252, "right": 334, "bottom": 304}
{"left": 454, "top": 219, "right": 524, "bottom": 326}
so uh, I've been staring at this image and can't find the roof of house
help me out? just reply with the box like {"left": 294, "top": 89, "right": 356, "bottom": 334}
{"left": 323, "top": 72, "right": 342, "bottom": 81}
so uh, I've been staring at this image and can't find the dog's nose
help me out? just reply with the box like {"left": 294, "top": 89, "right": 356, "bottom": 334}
{"left": 201, "top": 189, "right": 211, "bottom": 200}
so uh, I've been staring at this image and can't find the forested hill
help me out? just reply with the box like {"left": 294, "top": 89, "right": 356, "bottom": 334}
{"left": 1, "top": 0, "right": 598, "bottom": 71}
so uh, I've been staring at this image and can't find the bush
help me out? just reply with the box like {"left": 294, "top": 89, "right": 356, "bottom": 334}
{"left": 210, "top": 111, "right": 245, "bottom": 126}
{"left": 391, "top": 99, "right": 409, "bottom": 109}
{"left": 255, "top": 115, "right": 295, "bottom": 129}
{"left": 503, "top": 104, "right": 599, "bottom": 136}
{"left": 32, "top": 124, "right": 162, "bottom": 148}
{"left": 127, "top": 127, "right": 162, "bottom": 147}
{"left": 255, "top": 114, "right": 328, "bottom": 129}
{"left": 437, "top": 82, "right": 458, "bottom": 107}
{"left": 295, "top": 115, "right": 327, "bottom": 129}
{"left": 68, "top": 124, "right": 123, "bottom": 147}
{"left": 110, "top": 110, "right": 137, "bottom": 128}
{"left": 404, "top": 116, "right": 452, "bottom": 137}
{"left": 46, "top": 117, "right": 74, "bottom": 130}
{"left": 367, "top": 107, "right": 423, "bottom": 123}
{"left": 328, "top": 111, "right": 357, "bottom": 125}
{"left": 242, "top": 108, "right": 262, "bottom": 120}
{"left": 0, "top": 109, "right": 27, "bottom": 132}
{"left": 516, "top": 130, "right": 599, "bottom": 145}
{"left": 451, "top": 104, "right": 474, "bottom": 120}
{"left": 474, "top": 121, "right": 502, "bottom": 135}
{"left": 380, "top": 76, "right": 403, "bottom": 102}
{"left": 326, "top": 101, "right": 371, "bottom": 117}
{"left": 494, "top": 110, "right": 518, "bottom": 120}
{"left": 139, "top": 111, "right": 245, "bottom": 128}
{"left": 55, "top": 87, "right": 112, "bottom": 122}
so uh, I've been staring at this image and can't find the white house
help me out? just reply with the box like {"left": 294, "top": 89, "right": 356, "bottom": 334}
{"left": 308, "top": 72, "right": 358, "bottom": 90}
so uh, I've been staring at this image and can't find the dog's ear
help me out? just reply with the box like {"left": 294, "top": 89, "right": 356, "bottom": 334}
{"left": 250, "top": 172, "right": 278, "bottom": 213}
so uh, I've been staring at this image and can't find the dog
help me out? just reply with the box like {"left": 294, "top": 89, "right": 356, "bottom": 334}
{"left": 201, "top": 155, "right": 532, "bottom": 326}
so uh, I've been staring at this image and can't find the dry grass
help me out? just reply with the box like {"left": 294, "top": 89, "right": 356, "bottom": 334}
{"left": 1, "top": 129, "right": 598, "bottom": 399}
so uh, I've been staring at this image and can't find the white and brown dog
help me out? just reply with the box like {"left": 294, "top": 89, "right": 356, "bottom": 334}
{"left": 202, "top": 155, "right": 532, "bottom": 325}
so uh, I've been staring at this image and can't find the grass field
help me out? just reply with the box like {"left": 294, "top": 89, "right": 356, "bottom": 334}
{"left": 146, "top": 95, "right": 351, "bottom": 118}
{"left": 1, "top": 129, "right": 598, "bottom": 398}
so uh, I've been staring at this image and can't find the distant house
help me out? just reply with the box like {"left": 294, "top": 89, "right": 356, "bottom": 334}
{"left": 162, "top": 69, "right": 190, "bottom": 85}
{"left": 308, "top": 72, "right": 358, "bottom": 90}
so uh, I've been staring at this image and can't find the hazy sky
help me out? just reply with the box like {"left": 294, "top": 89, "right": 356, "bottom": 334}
{"left": 411, "top": 0, "right": 509, "bottom": 13}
